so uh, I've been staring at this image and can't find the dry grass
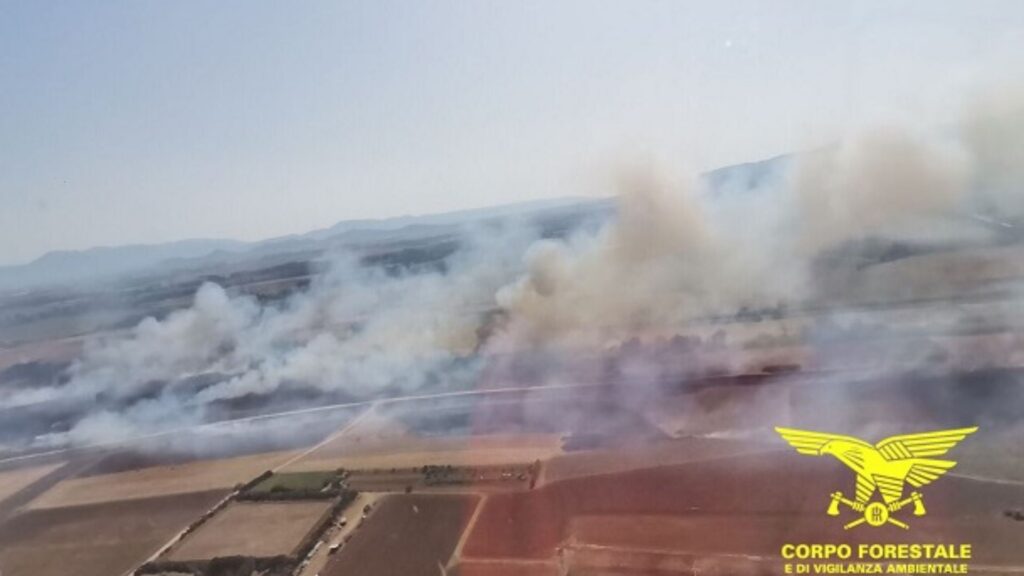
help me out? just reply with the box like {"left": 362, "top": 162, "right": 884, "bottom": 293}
{"left": 0, "top": 462, "right": 64, "bottom": 504}
{"left": 0, "top": 489, "right": 226, "bottom": 576}
{"left": 166, "top": 500, "right": 332, "bottom": 560}
{"left": 285, "top": 434, "right": 562, "bottom": 473}
{"left": 27, "top": 450, "right": 297, "bottom": 509}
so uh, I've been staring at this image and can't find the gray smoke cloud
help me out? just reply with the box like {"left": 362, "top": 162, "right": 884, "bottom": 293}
{"left": 497, "top": 169, "right": 731, "bottom": 343}
{"left": 793, "top": 126, "right": 973, "bottom": 251}
{"left": 962, "top": 87, "right": 1024, "bottom": 216}
{"left": 8, "top": 86, "right": 1024, "bottom": 449}
{"left": 12, "top": 226, "right": 538, "bottom": 445}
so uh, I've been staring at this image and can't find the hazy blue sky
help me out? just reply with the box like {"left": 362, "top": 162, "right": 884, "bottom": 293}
{"left": 1, "top": 1, "right": 1022, "bottom": 265}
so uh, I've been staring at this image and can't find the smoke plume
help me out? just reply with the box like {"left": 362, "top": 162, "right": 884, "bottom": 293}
{"left": 7, "top": 86, "right": 1024, "bottom": 449}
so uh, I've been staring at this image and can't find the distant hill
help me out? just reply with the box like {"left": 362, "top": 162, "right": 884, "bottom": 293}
{"left": 0, "top": 196, "right": 602, "bottom": 292}
{"left": 703, "top": 154, "right": 789, "bottom": 196}
{"left": 0, "top": 155, "right": 800, "bottom": 293}
{"left": 0, "top": 239, "right": 249, "bottom": 292}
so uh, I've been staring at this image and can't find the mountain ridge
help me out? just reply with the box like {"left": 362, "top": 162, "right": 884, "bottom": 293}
{"left": 0, "top": 196, "right": 603, "bottom": 291}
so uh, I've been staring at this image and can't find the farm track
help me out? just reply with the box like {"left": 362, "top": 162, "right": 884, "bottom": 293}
{"left": 0, "top": 457, "right": 99, "bottom": 523}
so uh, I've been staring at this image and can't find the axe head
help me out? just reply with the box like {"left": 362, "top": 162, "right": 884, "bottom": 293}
{"left": 911, "top": 492, "right": 926, "bottom": 516}
{"left": 827, "top": 492, "right": 842, "bottom": 516}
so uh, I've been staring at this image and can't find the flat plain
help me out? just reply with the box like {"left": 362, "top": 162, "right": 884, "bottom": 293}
{"left": 0, "top": 462, "right": 64, "bottom": 504}
{"left": 27, "top": 449, "right": 297, "bottom": 509}
{"left": 166, "top": 500, "right": 333, "bottom": 560}
{"left": 322, "top": 494, "right": 479, "bottom": 576}
{"left": 0, "top": 489, "right": 226, "bottom": 576}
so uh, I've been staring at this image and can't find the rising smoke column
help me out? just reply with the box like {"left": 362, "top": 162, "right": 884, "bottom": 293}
{"left": 495, "top": 167, "right": 783, "bottom": 346}
{"left": 792, "top": 126, "right": 973, "bottom": 252}
{"left": 16, "top": 87, "right": 1024, "bottom": 448}
{"left": 961, "top": 88, "right": 1024, "bottom": 217}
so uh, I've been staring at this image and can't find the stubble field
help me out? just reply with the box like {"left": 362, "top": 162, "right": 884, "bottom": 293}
{"left": 0, "top": 489, "right": 226, "bottom": 576}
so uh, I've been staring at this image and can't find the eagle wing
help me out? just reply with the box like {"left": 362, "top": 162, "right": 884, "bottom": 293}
{"left": 874, "top": 427, "right": 977, "bottom": 491}
{"left": 875, "top": 427, "right": 978, "bottom": 460}
{"left": 904, "top": 461, "right": 957, "bottom": 488}
{"left": 870, "top": 461, "right": 958, "bottom": 502}
{"left": 774, "top": 427, "right": 873, "bottom": 455}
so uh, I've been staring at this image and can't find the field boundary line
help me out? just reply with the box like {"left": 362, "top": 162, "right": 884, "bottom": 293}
{"left": 120, "top": 489, "right": 237, "bottom": 576}
{"left": 447, "top": 494, "right": 487, "bottom": 569}
{"left": 275, "top": 404, "right": 377, "bottom": 472}
{"left": 120, "top": 407, "right": 375, "bottom": 576}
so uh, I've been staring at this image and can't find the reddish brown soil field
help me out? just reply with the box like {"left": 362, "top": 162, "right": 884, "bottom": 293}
{"left": 465, "top": 452, "right": 819, "bottom": 560}
{"left": 322, "top": 494, "right": 479, "bottom": 576}
{"left": 541, "top": 437, "right": 772, "bottom": 484}
{"left": 564, "top": 547, "right": 779, "bottom": 576}
{"left": 453, "top": 560, "right": 561, "bottom": 576}
{"left": 0, "top": 489, "right": 226, "bottom": 576}
{"left": 463, "top": 451, "right": 1024, "bottom": 568}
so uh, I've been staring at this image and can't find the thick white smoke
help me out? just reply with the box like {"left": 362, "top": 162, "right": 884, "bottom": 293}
{"left": 11, "top": 86, "right": 1024, "bottom": 448}
{"left": 494, "top": 168, "right": 790, "bottom": 346}
{"left": 12, "top": 227, "right": 539, "bottom": 444}
{"left": 792, "top": 127, "right": 973, "bottom": 251}
{"left": 77, "top": 283, "right": 259, "bottom": 398}
{"left": 961, "top": 87, "right": 1024, "bottom": 216}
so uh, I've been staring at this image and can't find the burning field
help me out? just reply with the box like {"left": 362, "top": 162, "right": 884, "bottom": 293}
{"left": 0, "top": 74, "right": 1023, "bottom": 576}
{"left": 7, "top": 93, "right": 1024, "bottom": 455}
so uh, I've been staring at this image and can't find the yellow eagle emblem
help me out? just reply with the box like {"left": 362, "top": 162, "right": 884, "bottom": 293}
{"left": 775, "top": 426, "right": 977, "bottom": 529}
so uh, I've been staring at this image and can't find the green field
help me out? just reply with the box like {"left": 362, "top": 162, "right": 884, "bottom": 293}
{"left": 248, "top": 471, "right": 339, "bottom": 494}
